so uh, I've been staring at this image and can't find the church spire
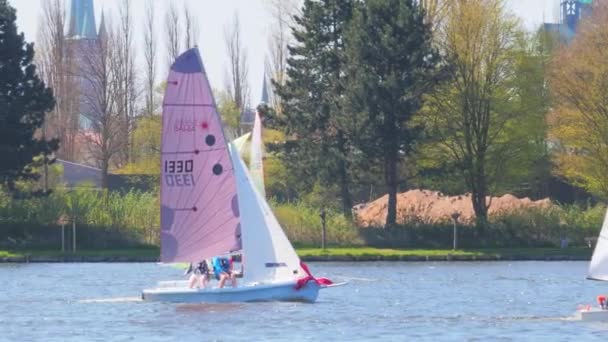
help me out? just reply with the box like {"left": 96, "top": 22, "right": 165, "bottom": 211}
{"left": 67, "top": 0, "right": 97, "bottom": 39}
{"left": 97, "top": 9, "right": 107, "bottom": 41}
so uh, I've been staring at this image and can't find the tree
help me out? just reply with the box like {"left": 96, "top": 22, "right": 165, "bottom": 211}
{"left": 224, "top": 12, "right": 250, "bottom": 115}
{"left": 36, "top": 0, "right": 79, "bottom": 161}
{"left": 216, "top": 90, "right": 242, "bottom": 137}
{"left": 276, "top": 0, "right": 358, "bottom": 218}
{"left": 420, "top": 0, "right": 450, "bottom": 32}
{"left": 116, "top": 0, "right": 137, "bottom": 164}
{"left": 116, "top": 115, "right": 161, "bottom": 175}
{"left": 183, "top": 2, "right": 199, "bottom": 50}
{"left": 165, "top": 1, "right": 181, "bottom": 71}
{"left": 143, "top": 0, "right": 157, "bottom": 117}
{"left": 0, "top": 0, "right": 58, "bottom": 194}
{"left": 421, "top": 0, "right": 525, "bottom": 224}
{"left": 549, "top": 2, "right": 608, "bottom": 198}
{"left": 265, "top": 0, "right": 300, "bottom": 115}
{"left": 77, "top": 16, "right": 124, "bottom": 188}
{"left": 345, "top": 0, "right": 441, "bottom": 227}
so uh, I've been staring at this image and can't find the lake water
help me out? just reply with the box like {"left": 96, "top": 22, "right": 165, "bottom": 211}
{"left": 1, "top": 261, "right": 608, "bottom": 341}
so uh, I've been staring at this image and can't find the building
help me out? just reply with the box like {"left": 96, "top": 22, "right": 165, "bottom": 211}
{"left": 64, "top": 0, "right": 107, "bottom": 166}
{"left": 66, "top": 0, "right": 102, "bottom": 132}
{"left": 543, "top": 0, "right": 593, "bottom": 44}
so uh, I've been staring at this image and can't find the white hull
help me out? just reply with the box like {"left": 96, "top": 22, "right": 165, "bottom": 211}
{"left": 575, "top": 307, "right": 608, "bottom": 321}
{"left": 142, "top": 280, "right": 322, "bottom": 303}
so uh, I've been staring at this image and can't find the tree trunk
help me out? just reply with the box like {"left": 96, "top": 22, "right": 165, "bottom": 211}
{"left": 336, "top": 132, "right": 353, "bottom": 219}
{"left": 384, "top": 148, "right": 398, "bottom": 228}
{"left": 471, "top": 156, "right": 488, "bottom": 227}
{"left": 337, "top": 158, "right": 353, "bottom": 219}
{"left": 101, "top": 159, "right": 109, "bottom": 189}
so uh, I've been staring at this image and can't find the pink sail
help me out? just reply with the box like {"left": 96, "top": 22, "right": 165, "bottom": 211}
{"left": 160, "top": 48, "right": 240, "bottom": 263}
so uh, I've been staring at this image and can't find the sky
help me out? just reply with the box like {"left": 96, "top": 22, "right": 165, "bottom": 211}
{"left": 9, "top": 0, "right": 562, "bottom": 107}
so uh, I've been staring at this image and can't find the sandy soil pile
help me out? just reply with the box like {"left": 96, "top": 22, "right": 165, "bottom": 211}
{"left": 353, "top": 189, "right": 552, "bottom": 227}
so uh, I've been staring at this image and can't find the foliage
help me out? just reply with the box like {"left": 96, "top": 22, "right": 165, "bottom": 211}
{"left": 418, "top": 0, "right": 534, "bottom": 224}
{"left": 0, "top": 186, "right": 159, "bottom": 247}
{"left": 345, "top": 0, "right": 441, "bottom": 227}
{"left": 272, "top": 200, "right": 363, "bottom": 246}
{"left": 117, "top": 115, "right": 161, "bottom": 175}
{"left": 216, "top": 89, "right": 241, "bottom": 136}
{"left": 548, "top": 3, "right": 608, "bottom": 198}
{"left": 360, "top": 204, "right": 603, "bottom": 249}
{"left": 275, "top": 0, "right": 358, "bottom": 217}
{"left": 0, "top": 0, "right": 58, "bottom": 195}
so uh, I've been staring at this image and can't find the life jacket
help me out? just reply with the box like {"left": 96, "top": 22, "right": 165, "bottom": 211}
{"left": 195, "top": 261, "right": 208, "bottom": 275}
{"left": 212, "top": 257, "right": 230, "bottom": 278}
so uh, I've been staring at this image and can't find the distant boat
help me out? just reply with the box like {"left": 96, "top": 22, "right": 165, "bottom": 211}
{"left": 576, "top": 208, "right": 608, "bottom": 321}
{"left": 142, "top": 48, "right": 342, "bottom": 303}
{"left": 249, "top": 110, "right": 265, "bottom": 198}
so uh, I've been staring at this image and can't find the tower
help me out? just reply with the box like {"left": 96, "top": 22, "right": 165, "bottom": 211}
{"left": 65, "top": 0, "right": 102, "bottom": 164}
{"left": 67, "top": 0, "right": 97, "bottom": 39}
{"left": 560, "top": 0, "right": 593, "bottom": 33}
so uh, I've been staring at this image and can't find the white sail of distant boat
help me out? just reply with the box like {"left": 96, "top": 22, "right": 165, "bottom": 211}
{"left": 232, "top": 132, "right": 251, "bottom": 153}
{"left": 576, "top": 208, "right": 608, "bottom": 320}
{"left": 588, "top": 209, "right": 608, "bottom": 281}
{"left": 250, "top": 111, "right": 265, "bottom": 197}
{"left": 142, "top": 47, "right": 341, "bottom": 304}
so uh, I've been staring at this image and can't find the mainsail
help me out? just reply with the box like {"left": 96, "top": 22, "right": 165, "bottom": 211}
{"left": 160, "top": 48, "right": 241, "bottom": 263}
{"left": 250, "top": 112, "right": 265, "bottom": 197}
{"left": 588, "top": 208, "right": 608, "bottom": 281}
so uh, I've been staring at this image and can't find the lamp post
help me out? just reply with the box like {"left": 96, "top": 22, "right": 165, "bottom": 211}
{"left": 320, "top": 208, "right": 327, "bottom": 250}
{"left": 451, "top": 212, "right": 461, "bottom": 250}
{"left": 57, "top": 214, "right": 69, "bottom": 252}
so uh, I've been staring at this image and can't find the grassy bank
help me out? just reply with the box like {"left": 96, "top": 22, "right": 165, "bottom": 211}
{"left": 0, "top": 247, "right": 593, "bottom": 262}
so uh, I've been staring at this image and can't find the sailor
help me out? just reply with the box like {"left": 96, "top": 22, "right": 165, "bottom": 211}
{"left": 185, "top": 261, "right": 209, "bottom": 289}
{"left": 212, "top": 256, "right": 237, "bottom": 288}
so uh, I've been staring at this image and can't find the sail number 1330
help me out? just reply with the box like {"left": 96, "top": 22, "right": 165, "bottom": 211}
{"left": 164, "top": 159, "right": 196, "bottom": 187}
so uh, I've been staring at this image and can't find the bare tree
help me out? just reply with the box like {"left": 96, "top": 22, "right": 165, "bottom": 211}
{"left": 224, "top": 12, "right": 250, "bottom": 114}
{"left": 37, "top": 0, "right": 79, "bottom": 161}
{"left": 183, "top": 1, "right": 199, "bottom": 49}
{"left": 143, "top": 0, "right": 157, "bottom": 117}
{"left": 116, "top": 0, "right": 138, "bottom": 164}
{"left": 165, "top": 1, "right": 181, "bottom": 70}
{"left": 420, "top": 0, "right": 450, "bottom": 32}
{"left": 77, "top": 17, "right": 125, "bottom": 188}
{"left": 266, "top": 0, "right": 300, "bottom": 114}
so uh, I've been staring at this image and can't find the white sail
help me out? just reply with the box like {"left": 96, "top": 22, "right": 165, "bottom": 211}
{"left": 230, "top": 144, "right": 303, "bottom": 284}
{"left": 250, "top": 112, "right": 265, "bottom": 197}
{"left": 588, "top": 208, "right": 608, "bottom": 281}
{"left": 232, "top": 132, "right": 251, "bottom": 154}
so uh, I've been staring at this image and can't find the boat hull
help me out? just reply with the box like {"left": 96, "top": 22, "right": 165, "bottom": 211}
{"left": 142, "top": 280, "right": 321, "bottom": 303}
{"left": 575, "top": 307, "right": 608, "bottom": 321}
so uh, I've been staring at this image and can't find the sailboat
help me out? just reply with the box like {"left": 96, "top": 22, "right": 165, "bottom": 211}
{"left": 576, "top": 208, "right": 608, "bottom": 320}
{"left": 142, "top": 48, "right": 340, "bottom": 303}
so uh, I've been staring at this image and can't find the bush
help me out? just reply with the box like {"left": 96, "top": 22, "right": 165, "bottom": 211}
{"left": 360, "top": 205, "right": 606, "bottom": 249}
{"left": 0, "top": 186, "right": 159, "bottom": 249}
{"left": 272, "top": 201, "right": 363, "bottom": 247}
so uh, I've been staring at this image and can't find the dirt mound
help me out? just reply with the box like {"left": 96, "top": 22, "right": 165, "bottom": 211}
{"left": 353, "top": 189, "right": 552, "bottom": 227}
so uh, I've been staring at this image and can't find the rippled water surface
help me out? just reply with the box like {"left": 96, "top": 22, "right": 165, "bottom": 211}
{"left": 2, "top": 261, "right": 608, "bottom": 341}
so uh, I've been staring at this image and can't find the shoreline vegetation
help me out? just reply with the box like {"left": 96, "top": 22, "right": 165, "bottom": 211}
{"left": 0, "top": 247, "right": 593, "bottom": 263}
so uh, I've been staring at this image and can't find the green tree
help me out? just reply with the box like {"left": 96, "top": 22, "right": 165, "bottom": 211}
{"left": 0, "top": 0, "right": 58, "bottom": 194}
{"left": 275, "top": 0, "right": 357, "bottom": 217}
{"left": 549, "top": 3, "right": 608, "bottom": 198}
{"left": 420, "top": 0, "right": 527, "bottom": 225}
{"left": 345, "top": 0, "right": 441, "bottom": 228}
{"left": 216, "top": 90, "right": 241, "bottom": 136}
{"left": 117, "top": 115, "right": 161, "bottom": 175}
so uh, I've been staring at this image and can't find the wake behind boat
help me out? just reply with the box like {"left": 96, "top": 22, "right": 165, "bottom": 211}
{"left": 142, "top": 47, "right": 340, "bottom": 304}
